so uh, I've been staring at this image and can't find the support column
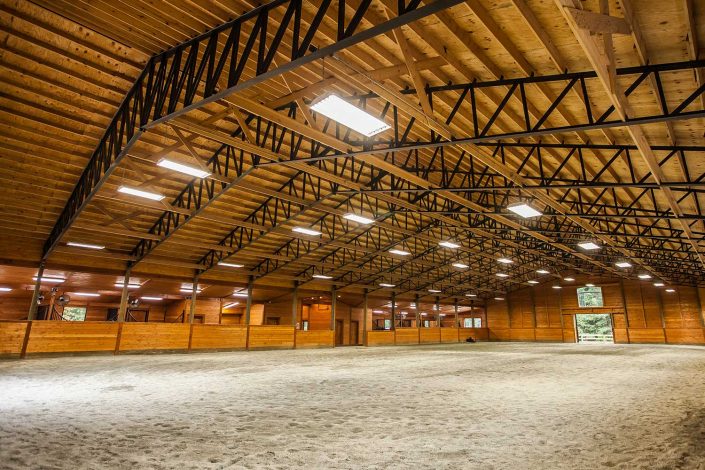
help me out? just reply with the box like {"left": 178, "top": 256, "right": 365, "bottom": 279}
{"left": 363, "top": 289, "right": 369, "bottom": 346}
{"left": 415, "top": 293, "right": 420, "bottom": 327}
{"left": 330, "top": 286, "right": 337, "bottom": 331}
{"left": 244, "top": 277, "right": 253, "bottom": 326}
{"left": 27, "top": 261, "right": 45, "bottom": 320}
{"left": 454, "top": 298, "right": 459, "bottom": 328}
{"left": 390, "top": 291, "right": 396, "bottom": 330}
{"left": 188, "top": 273, "right": 199, "bottom": 324}
{"left": 117, "top": 265, "right": 132, "bottom": 322}
{"left": 291, "top": 281, "right": 299, "bottom": 327}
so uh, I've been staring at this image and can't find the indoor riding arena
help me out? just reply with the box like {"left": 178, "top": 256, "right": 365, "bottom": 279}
{"left": 0, "top": 0, "right": 704, "bottom": 468}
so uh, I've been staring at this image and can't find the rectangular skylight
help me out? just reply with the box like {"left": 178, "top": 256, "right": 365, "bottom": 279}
{"left": 157, "top": 159, "right": 211, "bottom": 178}
{"left": 389, "top": 249, "right": 410, "bottom": 256}
{"left": 507, "top": 202, "right": 542, "bottom": 218}
{"left": 578, "top": 241, "right": 600, "bottom": 250}
{"left": 118, "top": 186, "right": 164, "bottom": 201}
{"left": 312, "top": 274, "right": 333, "bottom": 279}
{"left": 615, "top": 261, "right": 632, "bottom": 268}
{"left": 439, "top": 241, "right": 460, "bottom": 249}
{"left": 67, "top": 242, "right": 105, "bottom": 250}
{"left": 218, "top": 262, "right": 244, "bottom": 268}
{"left": 343, "top": 213, "right": 375, "bottom": 224}
{"left": 452, "top": 263, "right": 469, "bottom": 269}
{"left": 292, "top": 227, "right": 322, "bottom": 236}
{"left": 310, "top": 94, "right": 391, "bottom": 137}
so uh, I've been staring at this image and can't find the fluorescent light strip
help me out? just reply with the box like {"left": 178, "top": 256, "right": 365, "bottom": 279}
{"left": 379, "top": 283, "right": 395, "bottom": 288}
{"left": 389, "top": 249, "right": 410, "bottom": 256}
{"left": 665, "top": 288, "right": 676, "bottom": 293}
{"left": 67, "top": 242, "right": 105, "bottom": 250}
{"left": 218, "top": 262, "right": 244, "bottom": 268}
{"left": 527, "top": 280, "right": 539, "bottom": 285}
{"left": 0, "top": 287, "right": 12, "bottom": 292}
{"left": 114, "top": 283, "right": 141, "bottom": 289}
{"left": 312, "top": 274, "right": 332, "bottom": 279}
{"left": 372, "top": 309, "right": 384, "bottom": 314}
{"left": 73, "top": 292, "right": 100, "bottom": 297}
{"left": 343, "top": 213, "right": 375, "bottom": 224}
{"left": 507, "top": 202, "right": 542, "bottom": 218}
{"left": 180, "top": 288, "right": 202, "bottom": 293}
{"left": 157, "top": 159, "right": 210, "bottom": 178}
{"left": 232, "top": 292, "right": 249, "bottom": 298}
{"left": 223, "top": 302, "right": 240, "bottom": 309}
{"left": 292, "top": 227, "right": 322, "bottom": 236}
{"left": 563, "top": 277, "right": 575, "bottom": 282}
{"left": 615, "top": 261, "right": 632, "bottom": 268}
{"left": 552, "top": 285, "right": 562, "bottom": 289}
{"left": 497, "top": 257, "right": 513, "bottom": 264}
{"left": 494, "top": 297, "right": 505, "bottom": 301}
{"left": 33, "top": 277, "right": 65, "bottom": 283}
{"left": 653, "top": 282, "right": 665, "bottom": 287}
{"left": 536, "top": 269, "right": 550, "bottom": 274}
{"left": 428, "top": 289, "right": 441, "bottom": 293}
{"left": 141, "top": 296, "right": 163, "bottom": 301}
{"left": 638, "top": 273, "right": 652, "bottom": 280}
{"left": 118, "top": 186, "right": 164, "bottom": 201}
{"left": 452, "top": 263, "right": 469, "bottom": 269}
{"left": 439, "top": 241, "right": 460, "bottom": 249}
{"left": 310, "top": 94, "right": 390, "bottom": 137}
{"left": 585, "top": 283, "right": 595, "bottom": 287}
{"left": 465, "top": 294, "right": 477, "bottom": 297}
{"left": 496, "top": 273, "right": 509, "bottom": 278}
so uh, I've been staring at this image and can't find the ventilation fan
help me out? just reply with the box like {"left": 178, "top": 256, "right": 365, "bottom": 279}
{"left": 57, "top": 294, "right": 70, "bottom": 306}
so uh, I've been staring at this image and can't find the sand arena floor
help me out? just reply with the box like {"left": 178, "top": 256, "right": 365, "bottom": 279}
{"left": 1, "top": 343, "right": 704, "bottom": 469}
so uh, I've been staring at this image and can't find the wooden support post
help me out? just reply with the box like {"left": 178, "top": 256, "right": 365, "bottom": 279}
{"left": 27, "top": 261, "right": 45, "bottom": 321}
{"left": 291, "top": 281, "right": 299, "bottom": 327}
{"left": 188, "top": 273, "right": 199, "bottom": 324}
{"left": 362, "top": 289, "right": 369, "bottom": 346}
{"left": 454, "top": 298, "right": 459, "bottom": 328}
{"left": 330, "top": 286, "right": 337, "bottom": 331}
{"left": 390, "top": 291, "right": 396, "bottom": 331}
{"left": 117, "top": 265, "right": 131, "bottom": 323}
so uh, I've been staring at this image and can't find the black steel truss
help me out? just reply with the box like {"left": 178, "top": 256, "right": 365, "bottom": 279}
{"left": 43, "top": 0, "right": 461, "bottom": 258}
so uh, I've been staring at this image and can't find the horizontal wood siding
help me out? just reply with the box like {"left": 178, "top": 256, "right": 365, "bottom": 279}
{"left": 247, "top": 326, "right": 295, "bottom": 349}
{"left": 26, "top": 321, "right": 118, "bottom": 354}
{"left": 0, "top": 321, "right": 28, "bottom": 357}
{"left": 440, "top": 328, "right": 459, "bottom": 343}
{"left": 419, "top": 327, "right": 441, "bottom": 344}
{"left": 534, "top": 328, "right": 564, "bottom": 342}
{"left": 627, "top": 328, "right": 666, "bottom": 344}
{"left": 190, "top": 325, "right": 247, "bottom": 350}
{"left": 118, "top": 323, "right": 190, "bottom": 351}
{"left": 295, "top": 330, "right": 334, "bottom": 348}
{"left": 366, "top": 331, "right": 395, "bottom": 346}
{"left": 394, "top": 328, "right": 419, "bottom": 345}
{"left": 459, "top": 328, "right": 488, "bottom": 341}
{"left": 664, "top": 328, "right": 705, "bottom": 344}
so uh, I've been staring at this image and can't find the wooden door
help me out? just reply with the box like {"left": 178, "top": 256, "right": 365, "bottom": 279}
{"left": 350, "top": 321, "right": 359, "bottom": 345}
{"left": 335, "top": 319, "right": 344, "bottom": 345}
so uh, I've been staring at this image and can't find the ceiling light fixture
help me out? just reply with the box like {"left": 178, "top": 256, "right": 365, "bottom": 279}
{"left": 310, "top": 94, "right": 390, "bottom": 137}
{"left": 343, "top": 213, "right": 375, "bottom": 225}
{"left": 33, "top": 276, "right": 65, "bottom": 283}
{"left": 379, "top": 283, "right": 395, "bottom": 288}
{"left": 180, "top": 288, "right": 202, "bottom": 294}
{"left": 527, "top": 280, "right": 539, "bottom": 285}
{"left": 578, "top": 241, "right": 601, "bottom": 250}
{"left": 665, "top": 288, "right": 676, "bottom": 293}
{"left": 615, "top": 261, "right": 633, "bottom": 268}
{"left": 67, "top": 242, "right": 105, "bottom": 250}
{"left": 536, "top": 269, "right": 550, "bottom": 275}
{"left": 232, "top": 291, "right": 249, "bottom": 298}
{"left": 494, "top": 297, "right": 505, "bottom": 301}
{"left": 465, "top": 293, "right": 477, "bottom": 297}
{"left": 141, "top": 296, "right": 163, "bottom": 301}
{"left": 292, "top": 227, "right": 322, "bottom": 236}
{"left": 223, "top": 302, "right": 239, "bottom": 309}
{"left": 218, "top": 262, "right": 244, "bottom": 268}
{"left": 428, "top": 289, "right": 442, "bottom": 293}
{"left": 439, "top": 241, "right": 460, "bottom": 249}
{"left": 117, "top": 186, "right": 165, "bottom": 201}
{"left": 73, "top": 292, "right": 100, "bottom": 297}
{"left": 114, "top": 283, "right": 141, "bottom": 289}
{"left": 653, "top": 282, "right": 665, "bottom": 287}
{"left": 496, "top": 273, "right": 509, "bottom": 278}
{"left": 638, "top": 273, "right": 652, "bottom": 280}
{"left": 389, "top": 249, "right": 410, "bottom": 256}
{"left": 552, "top": 285, "right": 562, "bottom": 290}
{"left": 157, "top": 159, "right": 211, "bottom": 178}
{"left": 452, "top": 263, "right": 469, "bottom": 269}
{"left": 585, "top": 283, "right": 595, "bottom": 287}
{"left": 372, "top": 309, "right": 384, "bottom": 314}
{"left": 0, "top": 287, "right": 12, "bottom": 292}
{"left": 507, "top": 202, "right": 542, "bottom": 218}
{"left": 497, "top": 257, "right": 513, "bottom": 264}
{"left": 563, "top": 277, "right": 575, "bottom": 282}
{"left": 312, "top": 274, "right": 333, "bottom": 279}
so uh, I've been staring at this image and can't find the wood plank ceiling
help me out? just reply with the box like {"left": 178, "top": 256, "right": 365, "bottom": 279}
{"left": 0, "top": 0, "right": 703, "bottom": 303}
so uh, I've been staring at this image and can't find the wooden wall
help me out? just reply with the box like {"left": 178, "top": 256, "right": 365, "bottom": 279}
{"left": 486, "top": 280, "right": 705, "bottom": 345}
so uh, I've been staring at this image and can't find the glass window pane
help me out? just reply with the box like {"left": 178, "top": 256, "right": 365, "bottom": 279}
{"left": 473, "top": 317, "right": 482, "bottom": 328}
{"left": 62, "top": 306, "right": 86, "bottom": 321}
{"left": 463, "top": 318, "right": 472, "bottom": 328}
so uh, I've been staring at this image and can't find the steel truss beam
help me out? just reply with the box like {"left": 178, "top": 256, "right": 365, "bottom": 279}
{"left": 43, "top": 0, "right": 462, "bottom": 258}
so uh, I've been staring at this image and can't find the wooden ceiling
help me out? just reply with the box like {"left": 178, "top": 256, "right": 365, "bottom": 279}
{"left": 1, "top": 0, "right": 704, "bottom": 304}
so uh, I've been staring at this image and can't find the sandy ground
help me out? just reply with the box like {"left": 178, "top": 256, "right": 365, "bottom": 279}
{"left": 1, "top": 343, "right": 704, "bottom": 470}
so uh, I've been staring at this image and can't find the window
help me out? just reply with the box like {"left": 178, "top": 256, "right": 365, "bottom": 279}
{"left": 62, "top": 306, "right": 86, "bottom": 321}
{"left": 463, "top": 317, "right": 473, "bottom": 328}
{"left": 384, "top": 319, "right": 391, "bottom": 330}
{"left": 302, "top": 320, "right": 309, "bottom": 331}
{"left": 577, "top": 286, "right": 604, "bottom": 308}
{"left": 473, "top": 317, "right": 482, "bottom": 328}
